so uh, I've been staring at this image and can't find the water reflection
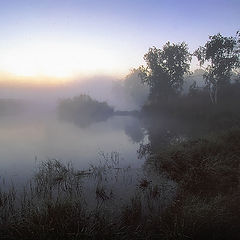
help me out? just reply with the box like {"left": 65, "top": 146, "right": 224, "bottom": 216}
{"left": 0, "top": 113, "right": 145, "bottom": 182}
{"left": 0, "top": 103, "right": 209, "bottom": 184}
{"left": 124, "top": 118, "right": 145, "bottom": 143}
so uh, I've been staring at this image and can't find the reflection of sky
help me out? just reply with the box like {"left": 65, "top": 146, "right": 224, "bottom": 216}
{"left": 0, "top": 0, "right": 239, "bottom": 80}
{"left": 0, "top": 115, "right": 144, "bottom": 180}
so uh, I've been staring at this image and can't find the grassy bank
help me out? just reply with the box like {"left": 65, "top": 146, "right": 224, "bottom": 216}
{"left": 146, "top": 128, "right": 240, "bottom": 239}
{"left": 1, "top": 129, "right": 240, "bottom": 239}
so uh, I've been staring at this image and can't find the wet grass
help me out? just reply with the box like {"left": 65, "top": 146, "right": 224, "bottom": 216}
{"left": 146, "top": 128, "right": 240, "bottom": 239}
{"left": 0, "top": 153, "right": 174, "bottom": 240}
{"left": 149, "top": 128, "right": 240, "bottom": 195}
{"left": 1, "top": 129, "right": 240, "bottom": 239}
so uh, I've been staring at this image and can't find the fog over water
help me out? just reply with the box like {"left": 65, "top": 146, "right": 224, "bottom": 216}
{"left": 0, "top": 0, "right": 239, "bottom": 237}
{"left": 0, "top": 72, "right": 204, "bottom": 183}
{"left": 0, "top": 74, "right": 148, "bottom": 111}
{"left": 0, "top": 106, "right": 146, "bottom": 181}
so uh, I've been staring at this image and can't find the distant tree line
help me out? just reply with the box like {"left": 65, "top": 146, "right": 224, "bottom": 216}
{"left": 58, "top": 32, "right": 240, "bottom": 127}
{"left": 137, "top": 31, "right": 240, "bottom": 152}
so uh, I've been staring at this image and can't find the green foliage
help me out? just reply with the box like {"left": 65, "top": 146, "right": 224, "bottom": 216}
{"left": 194, "top": 33, "right": 240, "bottom": 104}
{"left": 139, "top": 42, "right": 191, "bottom": 102}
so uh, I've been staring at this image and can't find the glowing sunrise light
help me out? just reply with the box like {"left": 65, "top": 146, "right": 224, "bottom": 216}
{"left": 0, "top": 40, "right": 126, "bottom": 83}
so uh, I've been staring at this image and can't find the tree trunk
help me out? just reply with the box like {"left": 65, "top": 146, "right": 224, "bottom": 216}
{"left": 214, "top": 85, "right": 218, "bottom": 104}
{"left": 209, "top": 83, "right": 218, "bottom": 104}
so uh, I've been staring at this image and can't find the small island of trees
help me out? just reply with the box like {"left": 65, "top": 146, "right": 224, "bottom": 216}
{"left": 58, "top": 94, "right": 114, "bottom": 127}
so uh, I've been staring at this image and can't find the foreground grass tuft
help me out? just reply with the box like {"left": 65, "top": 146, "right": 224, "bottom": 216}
{"left": 1, "top": 129, "right": 240, "bottom": 239}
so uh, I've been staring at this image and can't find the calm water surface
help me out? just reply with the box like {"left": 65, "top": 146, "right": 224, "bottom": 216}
{"left": 0, "top": 113, "right": 147, "bottom": 182}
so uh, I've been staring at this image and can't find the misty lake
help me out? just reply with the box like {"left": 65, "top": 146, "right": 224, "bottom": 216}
{"left": 0, "top": 112, "right": 147, "bottom": 184}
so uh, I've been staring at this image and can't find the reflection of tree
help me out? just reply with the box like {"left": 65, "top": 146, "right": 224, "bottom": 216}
{"left": 124, "top": 119, "right": 144, "bottom": 143}
{"left": 72, "top": 113, "right": 111, "bottom": 128}
{"left": 137, "top": 116, "right": 199, "bottom": 158}
{"left": 138, "top": 126, "right": 179, "bottom": 159}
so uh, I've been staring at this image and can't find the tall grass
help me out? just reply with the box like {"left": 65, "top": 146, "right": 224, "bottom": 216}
{"left": 149, "top": 128, "right": 240, "bottom": 195}
{"left": 0, "top": 152, "right": 175, "bottom": 240}
{"left": 1, "top": 128, "right": 240, "bottom": 239}
{"left": 145, "top": 128, "right": 240, "bottom": 240}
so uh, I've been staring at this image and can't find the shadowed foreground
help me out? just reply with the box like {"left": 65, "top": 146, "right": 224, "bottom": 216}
{"left": 0, "top": 129, "right": 240, "bottom": 240}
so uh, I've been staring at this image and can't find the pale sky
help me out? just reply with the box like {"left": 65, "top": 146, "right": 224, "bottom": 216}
{"left": 0, "top": 0, "right": 239, "bottom": 84}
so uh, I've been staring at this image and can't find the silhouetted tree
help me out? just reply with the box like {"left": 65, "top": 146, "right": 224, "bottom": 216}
{"left": 194, "top": 33, "right": 240, "bottom": 104}
{"left": 139, "top": 42, "right": 191, "bottom": 102}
